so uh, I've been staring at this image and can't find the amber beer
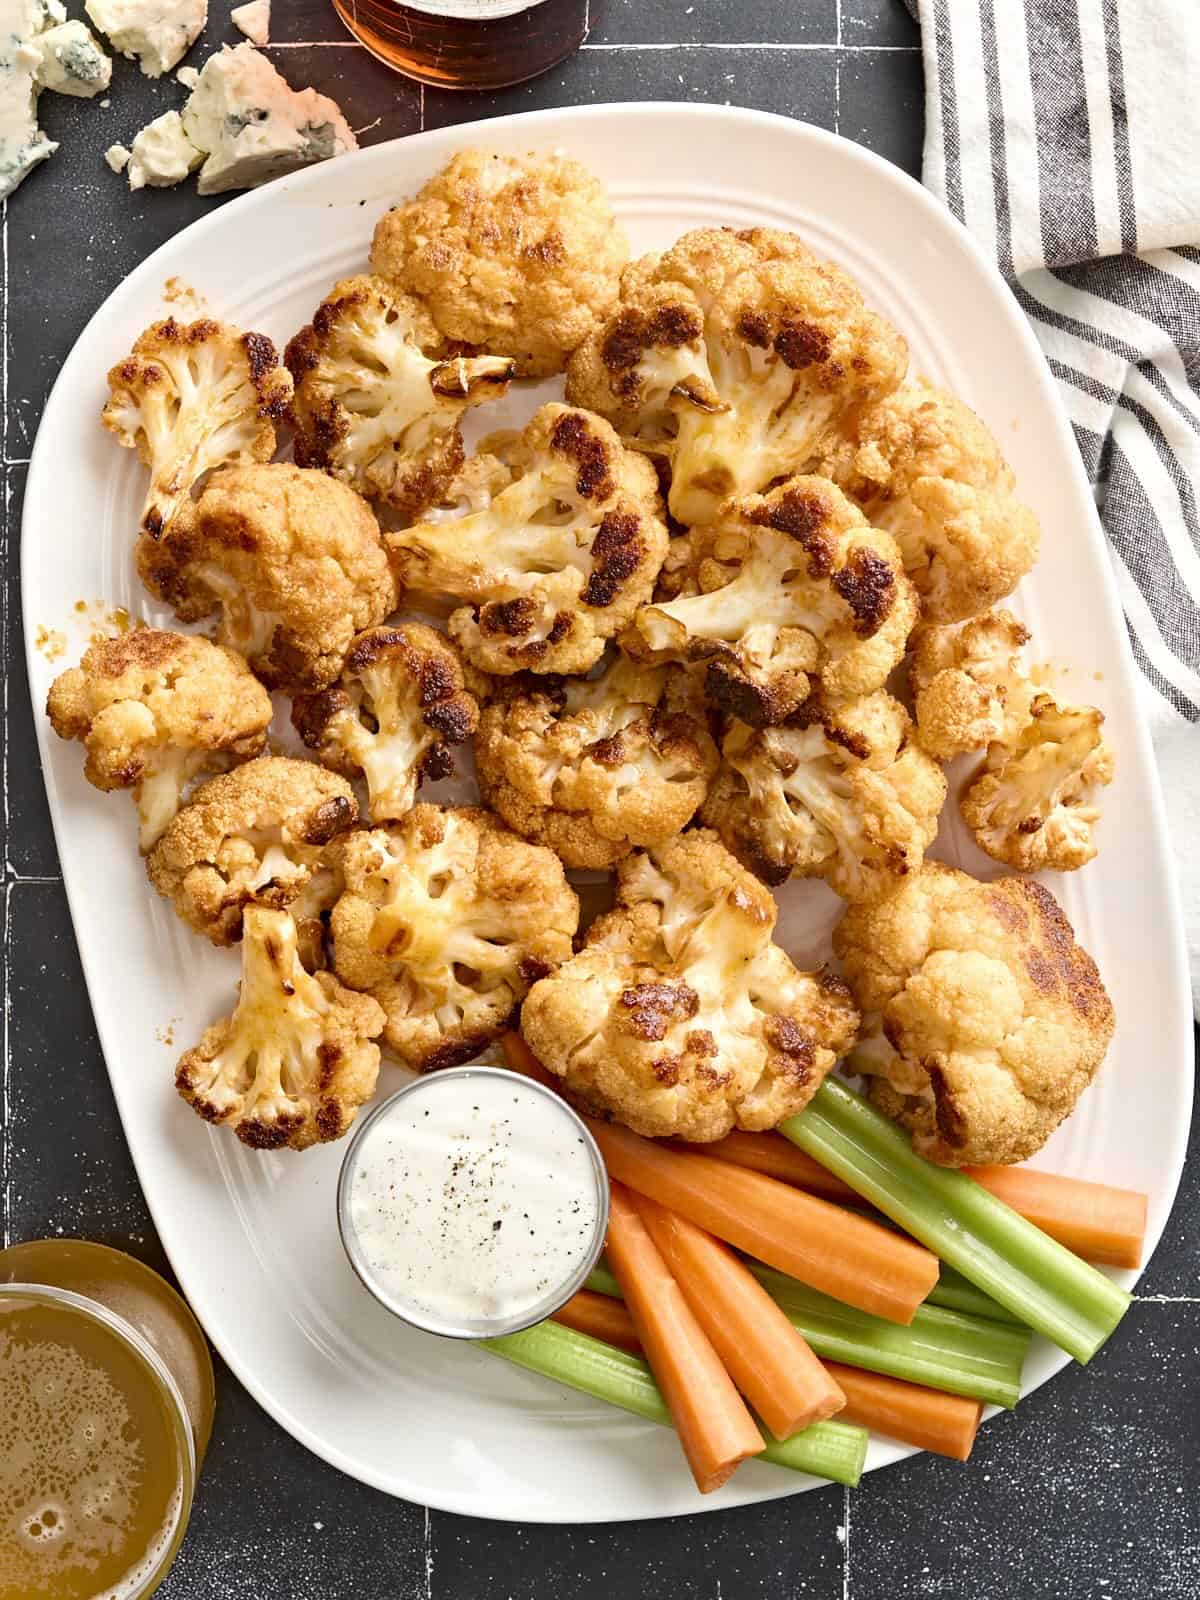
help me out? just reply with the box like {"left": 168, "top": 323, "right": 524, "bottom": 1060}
{"left": 0, "top": 1249, "right": 209, "bottom": 1600}
{"left": 331, "top": 0, "right": 588, "bottom": 89}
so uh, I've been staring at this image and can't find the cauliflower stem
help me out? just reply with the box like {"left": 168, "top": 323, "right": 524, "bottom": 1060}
{"left": 176, "top": 906, "right": 385, "bottom": 1150}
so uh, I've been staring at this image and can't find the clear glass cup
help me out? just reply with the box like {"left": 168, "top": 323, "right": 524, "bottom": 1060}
{"left": 330, "top": 0, "right": 589, "bottom": 90}
{"left": 0, "top": 1282, "right": 196, "bottom": 1600}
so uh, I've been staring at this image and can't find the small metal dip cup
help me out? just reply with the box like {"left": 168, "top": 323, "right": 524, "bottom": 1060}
{"left": 337, "top": 1066, "right": 610, "bottom": 1340}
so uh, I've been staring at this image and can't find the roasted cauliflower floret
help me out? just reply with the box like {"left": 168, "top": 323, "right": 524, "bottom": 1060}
{"left": 387, "top": 404, "right": 668, "bottom": 677}
{"left": 369, "top": 148, "right": 628, "bottom": 378}
{"left": 911, "top": 609, "right": 1035, "bottom": 759}
{"left": 46, "top": 629, "right": 272, "bottom": 851}
{"left": 629, "top": 476, "right": 917, "bottom": 724}
{"left": 816, "top": 381, "right": 1040, "bottom": 623}
{"left": 102, "top": 316, "right": 293, "bottom": 539}
{"left": 292, "top": 623, "right": 479, "bottom": 823}
{"left": 961, "top": 694, "right": 1114, "bottom": 872}
{"left": 146, "top": 756, "right": 359, "bottom": 945}
{"left": 701, "top": 690, "right": 945, "bottom": 899}
{"left": 833, "top": 862, "right": 1115, "bottom": 1165}
{"left": 176, "top": 906, "right": 385, "bottom": 1150}
{"left": 329, "top": 805, "right": 578, "bottom": 1070}
{"left": 137, "top": 461, "right": 397, "bottom": 691}
{"left": 475, "top": 656, "right": 719, "bottom": 869}
{"left": 522, "top": 831, "right": 860, "bottom": 1142}
{"left": 567, "top": 226, "right": 907, "bottom": 526}
{"left": 285, "top": 274, "right": 513, "bottom": 518}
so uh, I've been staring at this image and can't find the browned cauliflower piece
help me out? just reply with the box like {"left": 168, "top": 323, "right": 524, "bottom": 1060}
{"left": 816, "top": 381, "right": 1040, "bottom": 623}
{"left": 628, "top": 476, "right": 918, "bottom": 724}
{"left": 292, "top": 623, "right": 480, "bottom": 823}
{"left": 285, "top": 274, "right": 513, "bottom": 518}
{"left": 911, "top": 609, "right": 1035, "bottom": 759}
{"left": 146, "top": 756, "right": 359, "bottom": 945}
{"left": 102, "top": 316, "right": 293, "bottom": 540}
{"left": 137, "top": 461, "right": 397, "bottom": 692}
{"left": 566, "top": 226, "right": 907, "bottom": 526}
{"left": 387, "top": 404, "right": 668, "bottom": 677}
{"left": 701, "top": 689, "right": 946, "bottom": 900}
{"left": 46, "top": 629, "right": 272, "bottom": 851}
{"left": 369, "top": 148, "right": 628, "bottom": 379}
{"left": 833, "top": 862, "right": 1115, "bottom": 1165}
{"left": 960, "top": 693, "right": 1114, "bottom": 872}
{"left": 521, "top": 831, "right": 860, "bottom": 1142}
{"left": 475, "top": 655, "right": 719, "bottom": 869}
{"left": 176, "top": 906, "right": 385, "bottom": 1150}
{"left": 329, "top": 805, "right": 578, "bottom": 1071}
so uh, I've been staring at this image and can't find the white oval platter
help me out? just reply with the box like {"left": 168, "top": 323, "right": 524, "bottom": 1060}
{"left": 23, "top": 103, "right": 1194, "bottom": 1522}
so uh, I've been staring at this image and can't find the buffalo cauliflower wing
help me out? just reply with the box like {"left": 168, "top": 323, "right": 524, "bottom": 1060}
{"left": 176, "top": 906, "right": 385, "bottom": 1150}
{"left": 961, "top": 693, "right": 1114, "bottom": 872}
{"left": 369, "top": 147, "right": 628, "bottom": 378}
{"left": 911, "top": 609, "right": 1035, "bottom": 759}
{"left": 521, "top": 830, "right": 860, "bottom": 1142}
{"left": 387, "top": 404, "right": 668, "bottom": 677}
{"left": 475, "top": 655, "right": 719, "bottom": 869}
{"left": 701, "top": 689, "right": 945, "bottom": 900}
{"left": 629, "top": 476, "right": 918, "bottom": 724}
{"left": 137, "top": 461, "right": 397, "bottom": 691}
{"left": 567, "top": 226, "right": 907, "bottom": 526}
{"left": 816, "top": 381, "right": 1040, "bottom": 623}
{"left": 146, "top": 756, "right": 359, "bottom": 945}
{"left": 329, "top": 804, "right": 578, "bottom": 1071}
{"left": 46, "top": 629, "right": 272, "bottom": 851}
{"left": 102, "top": 316, "right": 293, "bottom": 539}
{"left": 833, "top": 862, "right": 1114, "bottom": 1165}
{"left": 292, "top": 623, "right": 480, "bottom": 823}
{"left": 285, "top": 274, "right": 513, "bottom": 517}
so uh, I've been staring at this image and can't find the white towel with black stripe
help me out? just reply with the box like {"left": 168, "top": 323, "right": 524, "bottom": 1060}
{"left": 909, "top": 0, "right": 1200, "bottom": 1008}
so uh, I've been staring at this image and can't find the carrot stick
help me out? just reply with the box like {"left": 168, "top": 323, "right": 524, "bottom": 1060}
{"left": 690, "top": 1113, "right": 1148, "bottom": 1273}
{"left": 675, "top": 1129, "right": 858, "bottom": 1203}
{"left": 591, "top": 1119, "right": 939, "bottom": 1325}
{"left": 631, "top": 1195, "right": 846, "bottom": 1439}
{"left": 964, "top": 1166, "right": 1147, "bottom": 1271}
{"left": 501, "top": 1031, "right": 561, "bottom": 1090}
{"left": 824, "top": 1363, "right": 983, "bottom": 1462}
{"left": 552, "top": 1289, "right": 642, "bottom": 1354}
{"left": 605, "top": 1181, "right": 763, "bottom": 1494}
{"left": 554, "top": 1289, "right": 981, "bottom": 1460}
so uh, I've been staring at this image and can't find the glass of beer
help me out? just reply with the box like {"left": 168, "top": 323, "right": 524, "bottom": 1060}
{"left": 331, "top": 0, "right": 589, "bottom": 90}
{"left": 0, "top": 1250, "right": 208, "bottom": 1600}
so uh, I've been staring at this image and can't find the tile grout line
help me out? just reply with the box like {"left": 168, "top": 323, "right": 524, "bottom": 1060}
{"left": 422, "top": 1503, "right": 433, "bottom": 1599}
{"left": 1, "top": 877, "right": 10, "bottom": 1249}
{"left": 834, "top": 0, "right": 843, "bottom": 136}
{"left": 265, "top": 39, "right": 920, "bottom": 52}
{"left": 842, "top": 1480, "right": 851, "bottom": 1600}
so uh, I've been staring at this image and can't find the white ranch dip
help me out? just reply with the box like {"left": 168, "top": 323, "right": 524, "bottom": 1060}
{"left": 340, "top": 1067, "right": 607, "bottom": 1337}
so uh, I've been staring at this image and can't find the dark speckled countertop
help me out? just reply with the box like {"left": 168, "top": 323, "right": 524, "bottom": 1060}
{"left": 4, "top": 1, "right": 1198, "bottom": 1594}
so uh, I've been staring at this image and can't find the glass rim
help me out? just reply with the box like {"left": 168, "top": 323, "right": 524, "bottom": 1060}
{"left": 0, "top": 1280, "right": 197, "bottom": 1600}
{"left": 337, "top": 1065, "right": 610, "bottom": 1341}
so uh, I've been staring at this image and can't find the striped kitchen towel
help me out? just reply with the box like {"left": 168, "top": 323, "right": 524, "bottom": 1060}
{"left": 907, "top": 0, "right": 1200, "bottom": 1007}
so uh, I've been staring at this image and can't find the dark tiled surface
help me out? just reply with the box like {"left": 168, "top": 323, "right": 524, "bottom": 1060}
{"left": 837, "top": 44, "right": 925, "bottom": 178}
{"left": 4, "top": 4, "right": 1198, "bottom": 1598}
{"left": 422, "top": 41, "right": 838, "bottom": 132}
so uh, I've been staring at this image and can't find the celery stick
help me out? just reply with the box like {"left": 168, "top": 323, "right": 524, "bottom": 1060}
{"left": 748, "top": 1264, "right": 1029, "bottom": 1407}
{"left": 485, "top": 1320, "right": 868, "bottom": 1487}
{"left": 781, "top": 1079, "right": 1130, "bottom": 1364}
{"left": 582, "top": 1254, "right": 1025, "bottom": 1406}
{"left": 585, "top": 1261, "right": 622, "bottom": 1300}
{"left": 928, "top": 1264, "right": 1024, "bottom": 1325}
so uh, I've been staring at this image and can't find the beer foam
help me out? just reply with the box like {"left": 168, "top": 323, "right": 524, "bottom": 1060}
{"left": 0, "top": 1322, "right": 182, "bottom": 1599}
